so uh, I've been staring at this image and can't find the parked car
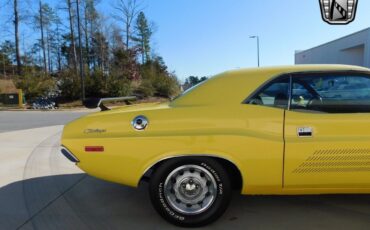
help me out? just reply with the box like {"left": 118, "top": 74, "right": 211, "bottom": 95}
{"left": 61, "top": 65, "right": 370, "bottom": 227}
{"left": 31, "top": 97, "right": 57, "bottom": 110}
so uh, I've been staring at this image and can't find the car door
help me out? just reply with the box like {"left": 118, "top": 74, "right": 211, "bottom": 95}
{"left": 244, "top": 76, "right": 289, "bottom": 190}
{"left": 284, "top": 72, "right": 370, "bottom": 189}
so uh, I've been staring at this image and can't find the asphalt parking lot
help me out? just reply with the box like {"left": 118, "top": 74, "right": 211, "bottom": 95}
{"left": 0, "top": 111, "right": 370, "bottom": 230}
{"left": 0, "top": 111, "right": 89, "bottom": 133}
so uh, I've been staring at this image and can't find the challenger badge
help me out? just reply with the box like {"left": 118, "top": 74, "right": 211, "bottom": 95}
{"left": 84, "top": 129, "right": 107, "bottom": 134}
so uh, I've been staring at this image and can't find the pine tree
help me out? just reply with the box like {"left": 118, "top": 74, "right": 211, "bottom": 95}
{"left": 13, "top": 0, "right": 22, "bottom": 75}
{"left": 134, "top": 12, "right": 152, "bottom": 64}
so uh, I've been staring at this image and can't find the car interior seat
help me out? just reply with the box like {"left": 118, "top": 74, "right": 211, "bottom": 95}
{"left": 274, "top": 93, "right": 288, "bottom": 108}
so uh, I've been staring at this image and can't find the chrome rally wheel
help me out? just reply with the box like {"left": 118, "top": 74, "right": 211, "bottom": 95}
{"left": 149, "top": 157, "right": 232, "bottom": 227}
{"left": 164, "top": 165, "right": 217, "bottom": 215}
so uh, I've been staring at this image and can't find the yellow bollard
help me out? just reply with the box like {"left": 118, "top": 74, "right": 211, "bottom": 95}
{"left": 18, "top": 89, "right": 23, "bottom": 108}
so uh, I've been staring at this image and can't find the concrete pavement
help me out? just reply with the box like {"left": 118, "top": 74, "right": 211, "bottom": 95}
{"left": 0, "top": 126, "right": 83, "bottom": 230}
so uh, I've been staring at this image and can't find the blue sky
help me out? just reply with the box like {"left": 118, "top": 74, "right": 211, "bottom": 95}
{"left": 138, "top": 0, "right": 370, "bottom": 79}
{"left": 1, "top": 0, "right": 370, "bottom": 81}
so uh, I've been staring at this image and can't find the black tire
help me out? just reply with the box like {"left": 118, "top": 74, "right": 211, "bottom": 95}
{"left": 149, "top": 157, "right": 231, "bottom": 227}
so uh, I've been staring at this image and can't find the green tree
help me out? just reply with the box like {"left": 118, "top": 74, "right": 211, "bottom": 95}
{"left": 91, "top": 31, "right": 109, "bottom": 71}
{"left": 35, "top": 2, "right": 59, "bottom": 74}
{"left": 85, "top": 70, "right": 106, "bottom": 97}
{"left": 83, "top": 0, "right": 99, "bottom": 71}
{"left": 133, "top": 12, "right": 152, "bottom": 64}
{"left": 66, "top": 0, "right": 78, "bottom": 72}
{"left": 114, "top": 0, "right": 141, "bottom": 48}
{"left": 1, "top": 0, "right": 180, "bottom": 103}
{"left": 57, "top": 69, "right": 81, "bottom": 100}
{"left": 15, "top": 74, "right": 56, "bottom": 100}
{"left": 0, "top": 41, "right": 16, "bottom": 64}
{"left": 139, "top": 56, "right": 180, "bottom": 98}
{"left": 111, "top": 47, "right": 140, "bottom": 81}
{"left": 107, "top": 76, "right": 133, "bottom": 97}
{"left": 13, "top": 0, "right": 22, "bottom": 75}
{"left": 0, "top": 41, "right": 16, "bottom": 76}
{"left": 0, "top": 51, "right": 11, "bottom": 77}
{"left": 185, "top": 76, "right": 208, "bottom": 87}
{"left": 61, "top": 34, "right": 79, "bottom": 69}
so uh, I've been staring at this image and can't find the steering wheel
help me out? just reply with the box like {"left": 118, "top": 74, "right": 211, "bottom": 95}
{"left": 307, "top": 95, "right": 323, "bottom": 108}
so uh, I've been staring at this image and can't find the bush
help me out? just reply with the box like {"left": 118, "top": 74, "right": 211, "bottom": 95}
{"left": 152, "top": 74, "right": 180, "bottom": 98}
{"left": 135, "top": 79, "right": 155, "bottom": 97}
{"left": 139, "top": 57, "right": 181, "bottom": 98}
{"left": 107, "top": 76, "right": 133, "bottom": 97}
{"left": 15, "top": 74, "right": 56, "bottom": 100}
{"left": 57, "top": 70, "right": 81, "bottom": 100}
{"left": 85, "top": 70, "right": 106, "bottom": 98}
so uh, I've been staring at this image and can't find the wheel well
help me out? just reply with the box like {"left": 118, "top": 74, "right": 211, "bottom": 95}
{"left": 140, "top": 156, "right": 243, "bottom": 191}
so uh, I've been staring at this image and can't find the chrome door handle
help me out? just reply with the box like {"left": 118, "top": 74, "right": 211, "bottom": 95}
{"left": 297, "top": 127, "right": 313, "bottom": 137}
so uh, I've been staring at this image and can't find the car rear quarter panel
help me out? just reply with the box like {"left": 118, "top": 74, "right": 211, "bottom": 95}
{"left": 62, "top": 104, "right": 285, "bottom": 194}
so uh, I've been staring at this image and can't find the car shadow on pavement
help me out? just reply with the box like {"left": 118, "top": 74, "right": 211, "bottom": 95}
{"left": 1, "top": 174, "right": 370, "bottom": 230}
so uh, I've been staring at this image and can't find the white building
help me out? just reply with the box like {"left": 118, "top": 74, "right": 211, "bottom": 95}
{"left": 295, "top": 28, "right": 370, "bottom": 68}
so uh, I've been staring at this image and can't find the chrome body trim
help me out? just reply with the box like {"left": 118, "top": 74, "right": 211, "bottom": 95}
{"left": 140, "top": 155, "right": 242, "bottom": 185}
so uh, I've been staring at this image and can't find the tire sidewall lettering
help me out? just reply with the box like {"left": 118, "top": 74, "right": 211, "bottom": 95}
{"left": 151, "top": 158, "right": 231, "bottom": 226}
{"left": 200, "top": 162, "right": 224, "bottom": 196}
{"left": 158, "top": 182, "right": 185, "bottom": 221}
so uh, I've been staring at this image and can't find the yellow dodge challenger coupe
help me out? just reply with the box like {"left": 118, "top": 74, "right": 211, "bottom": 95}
{"left": 61, "top": 65, "right": 370, "bottom": 227}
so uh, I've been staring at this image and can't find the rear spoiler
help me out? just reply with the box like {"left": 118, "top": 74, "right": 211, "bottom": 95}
{"left": 83, "top": 96, "right": 137, "bottom": 111}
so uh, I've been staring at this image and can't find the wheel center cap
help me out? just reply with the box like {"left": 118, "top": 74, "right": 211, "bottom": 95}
{"left": 185, "top": 183, "right": 196, "bottom": 191}
{"left": 180, "top": 178, "right": 201, "bottom": 197}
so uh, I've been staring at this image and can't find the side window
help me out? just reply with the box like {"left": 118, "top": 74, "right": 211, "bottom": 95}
{"left": 247, "top": 77, "right": 289, "bottom": 109}
{"left": 291, "top": 74, "right": 370, "bottom": 113}
{"left": 291, "top": 81, "right": 319, "bottom": 111}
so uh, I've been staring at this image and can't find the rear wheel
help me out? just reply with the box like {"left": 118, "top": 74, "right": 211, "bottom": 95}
{"left": 149, "top": 157, "right": 231, "bottom": 227}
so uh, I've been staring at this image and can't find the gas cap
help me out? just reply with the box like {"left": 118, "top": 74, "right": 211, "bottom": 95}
{"left": 132, "top": 115, "right": 148, "bottom": 131}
